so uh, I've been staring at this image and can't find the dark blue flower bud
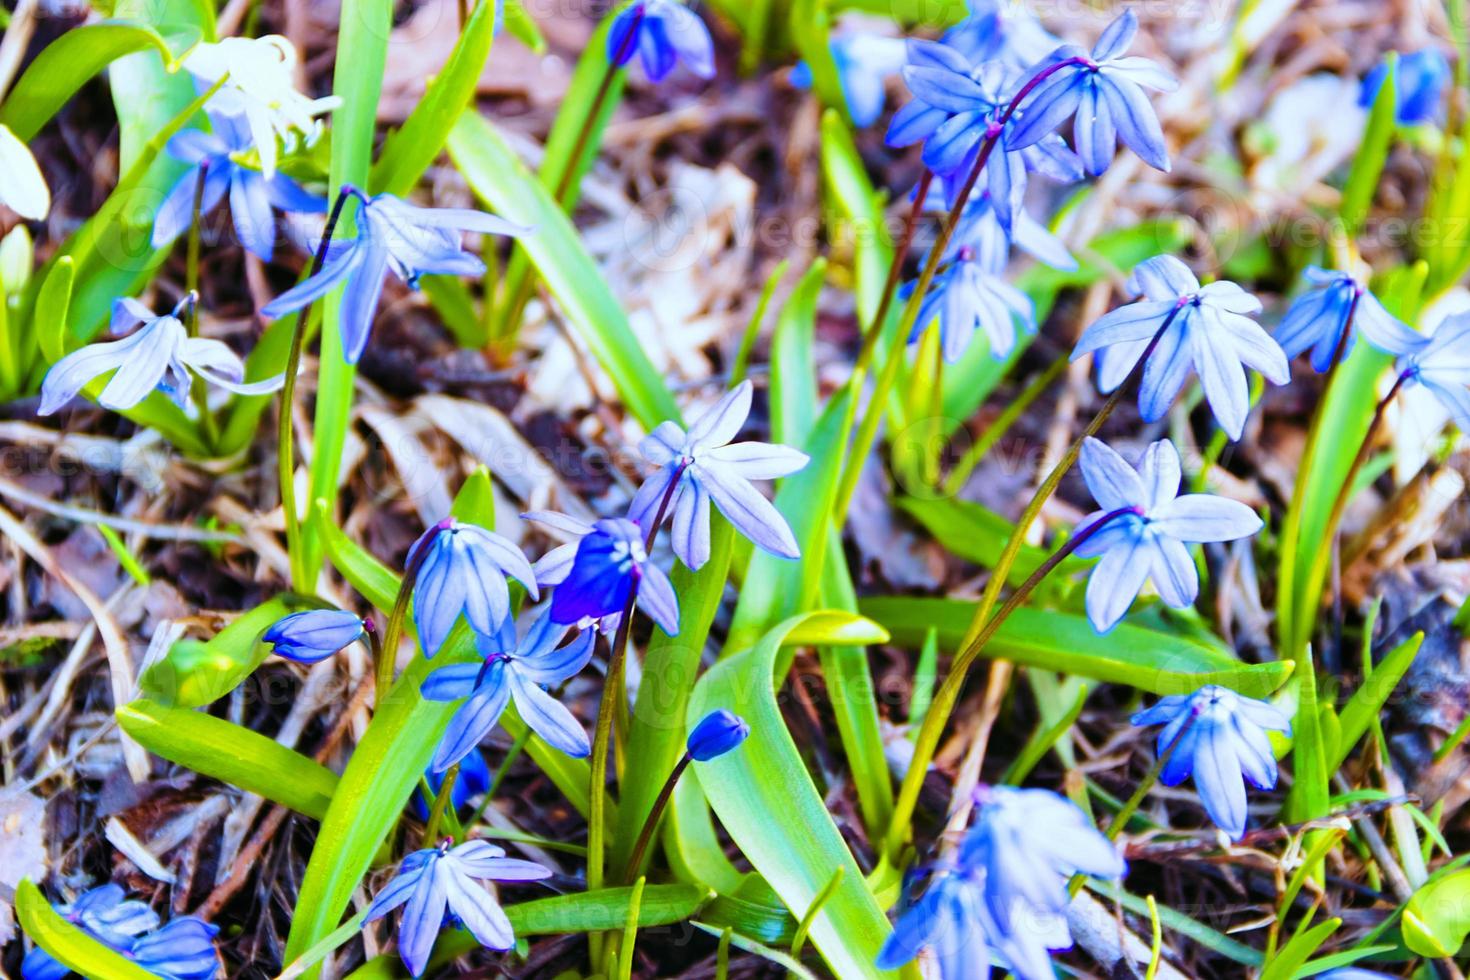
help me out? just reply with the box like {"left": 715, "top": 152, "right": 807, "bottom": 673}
{"left": 262, "top": 609, "right": 365, "bottom": 663}
{"left": 129, "top": 917, "right": 220, "bottom": 980}
{"left": 686, "top": 709, "right": 750, "bottom": 761}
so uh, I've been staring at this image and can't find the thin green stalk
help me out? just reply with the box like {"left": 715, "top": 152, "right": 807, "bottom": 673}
{"left": 374, "top": 519, "right": 446, "bottom": 702}
{"left": 791, "top": 866, "right": 844, "bottom": 960}
{"left": 423, "top": 763, "right": 459, "bottom": 846}
{"left": 619, "top": 754, "right": 690, "bottom": 884}
{"left": 185, "top": 163, "right": 219, "bottom": 451}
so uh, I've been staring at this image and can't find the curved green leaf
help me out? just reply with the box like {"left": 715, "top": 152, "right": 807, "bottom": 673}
{"left": 1405, "top": 869, "right": 1470, "bottom": 957}
{"left": 15, "top": 880, "right": 156, "bottom": 980}
{"left": 138, "top": 595, "right": 315, "bottom": 707}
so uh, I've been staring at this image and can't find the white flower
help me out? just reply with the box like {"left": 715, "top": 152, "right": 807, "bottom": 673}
{"left": 0, "top": 124, "right": 50, "bottom": 220}
{"left": 181, "top": 36, "right": 340, "bottom": 177}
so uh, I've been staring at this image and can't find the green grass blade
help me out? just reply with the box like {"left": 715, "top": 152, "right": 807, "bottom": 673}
{"left": 771, "top": 260, "right": 824, "bottom": 450}
{"left": 1327, "top": 631, "right": 1422, "bottom": 773}
{"left": 1341, "top": 55, "right": 1397, "bottom": 239}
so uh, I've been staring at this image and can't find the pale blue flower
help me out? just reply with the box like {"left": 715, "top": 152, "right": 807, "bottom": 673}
{"left": 792, "top": 32, "right": 907, "bottom": 127}
{"left": 1131, "top": 685, "right": 1291, "bottom": 839}
{"left": 687, "top": 709, "right": 749, "bottom": 760}
{"left": 1076, "top": 438, "right": 1262, "bottom": 632}
{"left": 548, "top": 517, "right": 680, "bottom": 635}
{"left": 260, "top": 189, "right": 524, "bottom": 363}
{"left": 408, "top": 519, "right": 539, "bottom": 658}
{"left": 129, "top": 918, "right": 220, "bottom": 980}
{"left": 940, "top": 189, "right": 1077, "bottom": 272}
{"left": 1361, "top": 49, "right": 1451, "bottom": 125}
{"left": 907, "top": 244, "right": 1034, "bottom": 363}
{"left": 422, "top": 607, "right": 594, "bottom": 770}
{"left": 20, "top": 887, "right": 216, "bottom": 980}
{"left": 629, "top": 379, "right": 808, "bottom": 570}
{"left": 1393, "top": 311, "right": 1470, "bottom": 432}
{"left": 365, "top": 839, "right": 550, "bottom": 977}
{"left": 942, "top": 0, "right": 1060, "bottom": 71}
{"left": 262, "top": 609, "right": 365, "bottom": 662}
{"left": 1073, "top": 255, "right": 1288, "bottom": 440}
{"left": 152, "top": 110, "right": 325, "bottom": 261}
{"left": 1006, "top": 10, "right": 1178, "bottom": 174}
{"left": 1275, "top": 268, "right": 1420, "bottom": 372}
{"left": 607, "top": 0, "right": 715, "bottom": 82}
{"left": 38, "top": 297, "right": 283, "bottom": 416}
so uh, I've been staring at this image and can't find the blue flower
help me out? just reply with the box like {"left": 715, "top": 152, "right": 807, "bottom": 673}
{"left": 792, "top": 32, "right": 907, "bottom": 128}
{"left": 1393, "top": 311, "right": 1470, "bottom": 432}
{"left": 152, "top": 111, "right": 325, "bottom": 261}
{"left": 39, "top": 297, "right": 284, "bottom": 416}
{"left": 413, "top": 748, "right": 493, "bottom": 820}
{"left": 1131, "top": 685, "right": 1291, "bottom": 839}
{"left": 687, "top": 709, "right": 749, "bottom": 760}
{"left": 521, "top": 511, "right": 621, "bottom": 633}
{"left": 548, "top": 517, "right": 680, "bottom": 635}
{"left": 262, "top": 609, "right": 366, "bottom": 662}
{"left": 1361, "top": 49, "right": 1451, "bottom": 125}
{"left": 365, "top": 839, "right": 550, "bottom": 977}
{"left": 941, "top": 0, "right": 1061, "bottom": 71}
{"left": 422, "top": 607, "right": 595, "bottom": 770}
{"left": 260, "top": 189, "right": 525, "bottom": 363}
{"left": 939, "top": 189, "right": 1077, "bottom": 272}
{"left": 629, "top": 379, "right": 808, "bottom": 570}
{"left": 1006, "top": 10, "right": 1178, "bottom": 175}
{"left": 408, "top": 519, "right": 539, "bottom": 658}
{"left": 1073, "top": 255, "right": 1289, "bottom": 440}
{"left": 128, "top": 917, "right": 220, "bottom": 980}
{"left": 910, "top": 240, "right": 1034, "bottom": 363}
{"left": 1076, "top": 438, "right": 1262, "bottom": 632}
{"left": 876, "top": 874, "right": 991, "bottom": 980}
{"left": 606, "top": 0, "right": 715, "bottom": 82}
{"left": 1275, "top": 268, "right": 1421, "bottom": 373}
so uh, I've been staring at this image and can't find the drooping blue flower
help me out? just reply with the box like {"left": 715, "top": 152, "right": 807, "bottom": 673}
{"left": 128, "top": 917, "right": 221, "bottom": 980}
{"left": 606, "top": 0, "right": 715, "bottom": 82}
{"left": 938, "top": 188, "right": 1077, "bottom": 272}
{"left": 792, "top": 32, "right": 907, "bottom": 128}
{"left": 365, "top": 839, "right": 551, "bottom": 978}
{"left": 1006, "top": 9, "right": 1178, "bottom": 175}
{"left": 39, "top": 297, "right": 284, "bottom": 416}
{"left": 152, "top": 110, "right": 326, "bottom": 261}
{"left": 876, "top": 873, "right": 992, "bottom": 979}
{"left": 1075, "top": 438, "right": 1262, "bottom": 632}
{"left": 1392, "top": 311, "right": 1470, "bottom": 432}
{"left": 262, "top": 609, "right": 366, "bottom": 662}
{"left": 907, "top": 244, "right": 1033, "bottom": 364}
{"left": 887, "top": 41, "right": 1082, "bottom": 230}
{"left": 408, "top": 519, "right": 539, "bottom": 658}
{"left": 260, "top": 189, "right": 525, "bottom": 363}
{"left": 1275, "top": 268, "right": 1421, "bottom": 373}
{"left": 1360, "top": 49, "right": 1451, "bottom": 125}
{"left": 413, "top": 748, "right": 493, "bottom": 820}
{"left": 1073, "top": 255, "right": 1289, "bottom": 440}
{"left": 687, "top": 709, "right": 749, "bottom": 760}
{"left": 422, "top": 607, "right": 595, "bottom": 770}
{"left": 629, "top": 379, "right": 808, "bottom": 570}
{"left": 521, "top": 510, "right": 622, "bottom": 634}
{"left": 1131, "top": 685, "right": 1291, "bottom": 839}
{"left": 548, "top": 517, "right": 680, "bottom": 635}
{"left": 941, "top": 0, "right": 1061, "bottom": 71}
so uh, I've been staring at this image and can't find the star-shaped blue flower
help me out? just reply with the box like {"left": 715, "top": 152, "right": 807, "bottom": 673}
{"left": 1076, "top": 438, "right": 1262, "bottom": 632}
{"left": 1132, "top": 685, "right": 1291, "bottom": 839}
{"left": 548, "top": 517, "right": 680, "bottom": 635}
{"left": 408, "top": 519, "right": 539, "bottom": 658}
{"left": 908, "top": 244, "right": 1034, "bottom": 363}
{"left": 422, "top": 607, "right": 594, "bottom": 771}
{"left": 1073, "top": 255, "right": 1289, "bottom": 440}
{"left": 1393, "top": 311, "right": 1470, "bottom": 432}
{"left": 1274, "top": 267, "right": 1420, "bottom": 373}
{"left": 607, "top": 0, "right": 715, "bottom": 82}
{"left": 792, "top": 31, "right": 907, "bottom": 128}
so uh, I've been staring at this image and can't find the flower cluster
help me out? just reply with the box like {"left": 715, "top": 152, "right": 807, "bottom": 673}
{"left": 23, "top": 885, "right": 219, "bottom": 980}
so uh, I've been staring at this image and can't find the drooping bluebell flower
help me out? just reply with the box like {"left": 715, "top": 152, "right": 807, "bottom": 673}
{"left": 792, "top": 32, "right": 907, "bottom": 128}
{"left": 22, "top": 884, "right": 158, "bottom": 979}
{"left": 407, "top": 519, "right": 539, "bottom": 658}
{"left": 39, "top": 296, "right": 284, "bottom": 416}
{"left": 0, "top": 123, "right": 50, "bottom": 220}
{"left": 1006, "top": 10, "right": 1178, "bottom": 175}
{"left": 939, "top": 188, "right": 1077, "bottom": 272}
{"left": 152, "top": 111, "right": 325, "bottom": 261}
{"left": 908, "top": 244, "right": 1034, "bottom": 363}
{"left": 1073, "top": 255, "right": 1289, "bottom": 440}
{"left": 422, "top": 607, "right": 595, "bottom": 770}
{"left": 941, "top": 0, "right": 1060, "bottom": 71}
{"left": 1360, "top": 49, "right": 1451, "bottom": 125}
{"left": 1075, "top": 438, "right": 1262, "bottom": 632}
{"left": 606, "top": 0, "right": 715, "bottom": 82}
{"left": 521, "top": 510, "right": 621, "bottom": 633}
{"left": 887, "top": 41, "right": 1082, "bottom": 230}
{"left": 365, "top": 839, "right": 550, "bottom": 978}
{"left": 876, "top": 873, "right": 992, "bottom": 979}
{"left": 1131, "top": 685, "right": 1291, "bottom": 839}
{"left": 128, "top": 917, "right": 220, "bottom": 980}
{"left": 1391, "top": 312, "right": 1470, "bottom": 433}
{"left": 548, "top": 517, "right": 680, "bottom": 635}
{"left": 1274, "top": 268, "right": 1421, "bottom": 373}
{"left": 262, "top": 609, "right": 366, "bottom": 662}
{"left": 687, "top": 709, "right": 749, "bottom": 760}
{"left": 413, "top": 748, "right": 493, "bottom": 820}
{"left": 260, "top": 189, "right": 525, "bottom": 363}
{"left": 629, "top": 379, "right": 808, "bottom": 570}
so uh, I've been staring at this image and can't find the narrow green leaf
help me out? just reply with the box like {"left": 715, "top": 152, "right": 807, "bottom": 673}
{"left": 502, "top": 0, "right": 546, "bottom": 52}
{"left": 15, "top": 880, "right": 156, "bottom": 980}
{"left": 34, "top": 256, "right": 73, "bottom": 366}
{"left": 819, "top": 109, "right": 893, "bottom": 324}
{"left": 771, "top": 260, "right": 824, "bottom": 451}
{"left": 1327, "top": 631, "right": 1422, "bottom": 773}
{"left": 138, "top": 595, "right": 314, "bottom": 707}
{"left": 1261, "top": 918, "right": 1341, "bottom": 980}
{"left": 1341, "top": 54, "right": 1397, "bottom": 237}
{"left": 788, "top": 0, "right": 843, "bottom": 114}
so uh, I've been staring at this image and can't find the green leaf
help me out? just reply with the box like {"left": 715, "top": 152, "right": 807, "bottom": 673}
{"left": 860, "top": 597, "right": 1294, "bottom": 697}
{"left": 34, "top": 256, "right": 73, "bottom": 366}
{"left": 1261, "top": 918, "right": 1341, "bottom": 980}
{"left": 688, "top": 613, "right": 897, "bottom": 979}
{"left": 138, "top": 595, "right": 314, "bottom": 707}
{"left": 369, "top": 0, "right": 500, "bottom": 197}
{"left": 1327, "top": 631, "right": 1422, "bottom": 773}
{"left": 788, "top": 0, "right": 842, "bottom": 114}
{"left": 1404, "top": 869, "right": 1470, "bottom": 957}
{"left": 771, "top": 260, "right": 824, "bottom": 451}
{"left": 117, "top": 699, "right": 338, "bottom": 819}
{"left": 819, "top": 109, "right": 893, "bottom": 325}
{"left": 446, "top": 111, "right": 680, "bottom": 430}
{"left": 0, "top": 21, "right": 186, "bottom": 140}
{"left": 450, "top": 466, "right": 496, "bottom": 526}
{"left": 895, "top": 496, "right": 1089, "bottom": 588}
{"left": 1341, "top": 53, "right": 1397, "bottom": 238}
{"left": 15, "top": 880, "right": 156, "bottom": 980}
{"left": 502, "top": 0, "right": 546, "bottom": 52}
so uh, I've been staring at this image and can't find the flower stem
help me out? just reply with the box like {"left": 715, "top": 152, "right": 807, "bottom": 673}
{"left": 185, "top": 165, "right": 219, "bottom": 452}
{"left": 375, "top": 520, "right": 446, "bottom": 704}
{"left": 1319, "top": 371, "right": 1408, "bottom": 567}
{"left": 278, "top": 187, "right": 354, "bottom": 593}
{"left": 423, "top": 763, "right": 459, "bottom": 846}
{"left": 884, "top": 309, "right": 1179, "bottom": 862}
{"left": 619, "top": 753, "right": 690, "bottom": 885}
